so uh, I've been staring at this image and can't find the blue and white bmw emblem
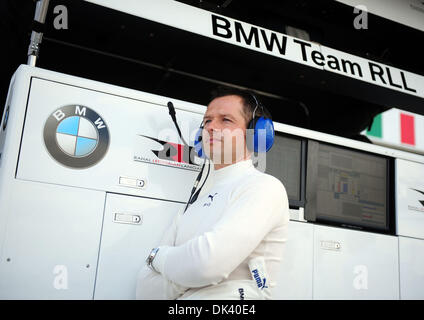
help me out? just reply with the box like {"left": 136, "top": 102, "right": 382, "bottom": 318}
{"left": 43, "top": 105, "right": 110, "bottom": 168}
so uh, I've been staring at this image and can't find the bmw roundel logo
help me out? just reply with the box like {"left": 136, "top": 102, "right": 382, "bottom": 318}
{"left": 43, "top": 105, "right": 110, "bottom": 168}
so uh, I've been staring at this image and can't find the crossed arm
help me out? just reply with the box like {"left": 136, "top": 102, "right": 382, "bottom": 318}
{"left": 136, "top": 176, "right": 288, "bottom": 299}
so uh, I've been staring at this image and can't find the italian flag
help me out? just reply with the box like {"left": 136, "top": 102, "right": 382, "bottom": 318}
{"left": 365, "top": 109, "right": 424, "bottom": 151}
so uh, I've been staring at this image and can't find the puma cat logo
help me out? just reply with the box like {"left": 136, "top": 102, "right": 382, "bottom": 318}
{"left": 204, "top": 193, "right": 218, "bottom": 207}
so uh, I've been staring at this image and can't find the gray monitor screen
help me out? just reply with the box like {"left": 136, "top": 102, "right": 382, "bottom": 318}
{"left": 315, "top": 143, "right": 387, "bottom": 229}
{"left": 264, "top": 134, "right": 302, "bottom": 202}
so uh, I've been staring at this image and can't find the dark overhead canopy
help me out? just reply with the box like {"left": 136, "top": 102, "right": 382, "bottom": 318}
{"left": 1, "top": 0, "right": 423, "bottom": 141}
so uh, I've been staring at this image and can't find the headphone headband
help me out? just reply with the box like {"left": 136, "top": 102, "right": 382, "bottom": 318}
{"left": 250, "top": 93, "right": 260, "bottom": 118}
{"left": 248, "top": 91, "right": 271, "bottom": 122}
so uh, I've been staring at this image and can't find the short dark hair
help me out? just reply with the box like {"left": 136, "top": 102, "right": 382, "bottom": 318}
{"left": 209, "top": 86, "right": 272, "bottom": 127}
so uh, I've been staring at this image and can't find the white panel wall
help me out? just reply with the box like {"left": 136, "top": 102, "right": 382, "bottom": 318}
{"left": 16, "top": 78, "right": 203, "bottom": 203}
{"left": 399, "top": 236, "right": 424, "bottom": 299}
{"left": 0, "top": 180, "right": 105, "bottom": 299}
{"left": 313, "top": 225, "right": 399, "bottom": 299}
{"left": 396, "top": 159, "right": 424, "bottom": 239}
{"left": 94, "top": 193, "right": 182, "bottom": 299}
{"left": 272, "top": 221, "right": 314, "bottom": 300}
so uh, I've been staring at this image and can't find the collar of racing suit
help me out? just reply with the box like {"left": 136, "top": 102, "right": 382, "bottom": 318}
{"left": 211, "top": 157, "right": 254, "bottom": 186}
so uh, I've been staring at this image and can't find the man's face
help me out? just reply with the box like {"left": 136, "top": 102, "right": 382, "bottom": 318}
{"left": 202, "top": 95, "right": 251, "bottom": 166}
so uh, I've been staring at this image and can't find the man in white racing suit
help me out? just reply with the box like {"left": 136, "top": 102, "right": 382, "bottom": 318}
{"left": 136, "top": 88, "right": 289, "bottom": 300}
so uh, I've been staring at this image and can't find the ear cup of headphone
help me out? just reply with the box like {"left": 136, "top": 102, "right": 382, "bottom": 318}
{"left": 194, "top": 125, "right": 205, "bottom": 158}
{"left": 247, "top": 116, "right": 274, "bottom": 152}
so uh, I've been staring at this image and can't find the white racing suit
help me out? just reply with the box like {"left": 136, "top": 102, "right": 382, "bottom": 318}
{"left": 136, "top": 158, "right": 289, "bottom": 300}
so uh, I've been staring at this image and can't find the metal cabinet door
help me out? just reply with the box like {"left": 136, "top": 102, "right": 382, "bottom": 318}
{"left": 0, "top": 180, "right": 105, "bottom": 299}
{"left": 93, "top": 192, "right": 183, "bottom": 299}
{"left": 313, "top": 224, "right": 399, "bottom": 299}
{"left": 396, "top": 159, "right": 424, "bottom": 239}
{"left": 272, "top": 220, "right": 314, "bottom": 300}
{"left": 399, "top": 236, "right": 424, "bottom": 299}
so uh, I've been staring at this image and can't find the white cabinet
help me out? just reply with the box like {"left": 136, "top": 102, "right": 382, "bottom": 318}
{"left": 313, "top": 225, "right": 399, "bottom": 299}
{"left": 396, "top": 159, "right": 424, "bottom": 239}
{"left": 93, "top": 193, "right": 182, "bottom": 299}
{"left": 272, "top": 220, "right": 314, "bottom": 300}
{"left": 399, "top": 236, "right": 424, "bottom": 299}
{"left": 0, "top": 180, "right": 105, "bottom": 299}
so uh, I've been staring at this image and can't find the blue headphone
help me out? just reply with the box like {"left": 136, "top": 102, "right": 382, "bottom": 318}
{"left": 194, "top": 92, "right": 274, "bottom": 158}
